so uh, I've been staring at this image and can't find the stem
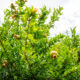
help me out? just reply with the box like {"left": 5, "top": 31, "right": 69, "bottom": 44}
{"left": 25, "top": 19, "right": 30, "bottom": 48}
{"left": 24, "top": 18, "right": 33, "bottom": 77}
{"left": 17, "top": 18, "right": 20, "bottom": 34}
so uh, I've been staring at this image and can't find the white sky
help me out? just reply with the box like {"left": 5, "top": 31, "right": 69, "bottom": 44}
{"left": 0, "top": 0, "right": 80, "bottom": 37}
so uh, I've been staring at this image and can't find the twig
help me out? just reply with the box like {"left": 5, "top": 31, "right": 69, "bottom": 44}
{"left": 24, "top": 18, "right": 33, "bottom": 77}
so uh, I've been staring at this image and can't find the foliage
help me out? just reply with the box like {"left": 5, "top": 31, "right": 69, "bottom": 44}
{"left": 0, "top": 0, "right": 80, "bottom": 80}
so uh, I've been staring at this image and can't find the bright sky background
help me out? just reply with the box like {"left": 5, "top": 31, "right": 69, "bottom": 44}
{"left": 0, "top": 0, "right": 80, "bottom": 37}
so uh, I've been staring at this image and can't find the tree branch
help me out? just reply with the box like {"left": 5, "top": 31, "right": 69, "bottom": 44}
{"left": 24, "top": 18, "right": 33, "bottom": 77}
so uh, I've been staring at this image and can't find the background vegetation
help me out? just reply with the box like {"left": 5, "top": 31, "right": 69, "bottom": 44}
{"left": 0, "top": 0, "right": 80, "bottom": 80}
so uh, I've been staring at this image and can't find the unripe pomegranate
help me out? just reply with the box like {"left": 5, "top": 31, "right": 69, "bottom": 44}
{"left": 50, "top": 51, "right": 58, "bottom": 59}
{"left": 2, "top": 63, "right": 7, "bottom": 67}
{"left": 13, "top": 34, "right": 17, "bottom": 37}
{"left": 24, "top": 0, "right": 27, "bottom": 2}
{"left": 3, "top": 60, "right": 8, "bottom": 65}
{"left": 16, "top": 35, "right": 20, "bottom": 39}
{"left": 10, "top": 3, "right": 15, "bottom": 9}
{"left": 13, "top": 34, "right": 20, "bottom": 39}
{"left": 33, "top": 8, "right": 38, "bottom": 13}
{"left": 52, "top": 54, "right": 57, "bottom": 58}
{"left": 11, "top": 15, "right": 15, "bottom": 19}
{"left": 14, "top": 10, "right": 17, "bottom": 14}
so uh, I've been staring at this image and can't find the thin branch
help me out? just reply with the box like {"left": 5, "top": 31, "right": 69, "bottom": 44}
{"left": 24, "top": 18, "right": 33, "bottom": 77}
